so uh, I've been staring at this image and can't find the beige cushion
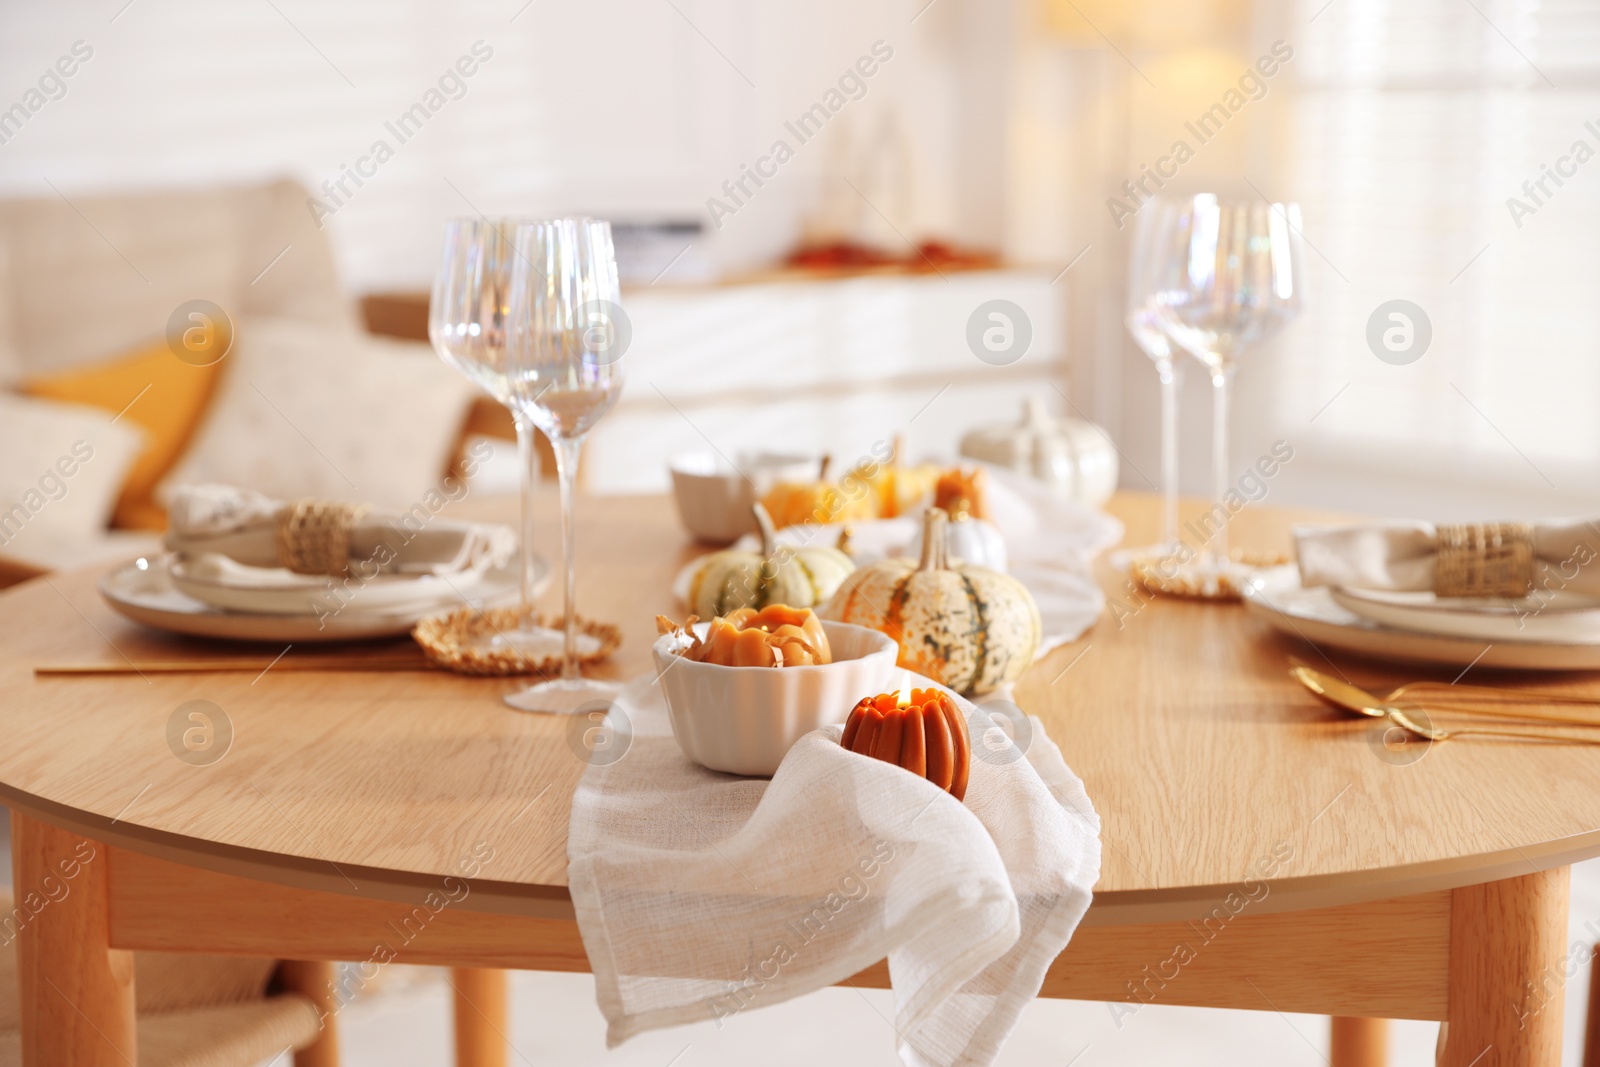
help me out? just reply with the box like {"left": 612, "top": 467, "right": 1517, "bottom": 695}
{"left": 0, "top": 393, "right": 144, "bottom": 563}
{"left": 0, "top": 528, "right": 160, "bottom": 581}
{"left": 0, "top": 240, "right": 18, "bottom": 384}
{"left": 132, "top": 954, "right": 280, "bottom": 1016}
{"left": 0, "top": 179, "right": 353, "bottom": 383}
{"left": 0, "top": 998, "right": 322, "bottom": 1067}
{"left": 137, "top": 999, "right": 322, "bottom": 1067}
{"left": 0, "top": 890, "right": 315, "bottom": 1067}
{"left": 0, "top": 893, "right": 279, "bottom": 1029}
{"left": 229, "top": 179, "right": 352, "bottom": 333}
{"left": 158, "top": 317, "right": 477, "bottom": 511}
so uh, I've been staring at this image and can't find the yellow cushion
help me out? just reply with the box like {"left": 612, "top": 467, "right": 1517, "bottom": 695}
{"left": 22, "top": 341, "right": 223, "bottom": 530}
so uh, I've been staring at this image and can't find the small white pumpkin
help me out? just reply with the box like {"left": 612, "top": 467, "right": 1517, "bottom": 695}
{"left": 686, "top": 504, "right": 855, "bottom": 617}
{"left": 906, "top": 512, "right": 1008, "bottom": 571}
{"left": 821, "top": 508, "right": 1040, "bottom": 695}
{"left": 959, "top": 396, "right": 1118, "bottom": 505}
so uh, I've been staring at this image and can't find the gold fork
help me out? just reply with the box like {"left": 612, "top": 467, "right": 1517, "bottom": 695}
{"left": 1291, "top": 665, "right": 1600, "bottom": 746}
{"left": 1288, "top": 660, "right": 1600, "bottom": 728}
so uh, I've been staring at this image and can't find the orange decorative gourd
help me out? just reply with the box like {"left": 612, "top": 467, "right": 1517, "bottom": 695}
{"left": 933, "top": 466, "right": 990, "bottom": 520}
{"left": 760, "top": 456, "right": 878, "bottom": 529}
{"left": 860, "top": 434, "right": 941, "bottom": 518}
{"left": 840, "top": 688, "right": 970, "bottom": 801}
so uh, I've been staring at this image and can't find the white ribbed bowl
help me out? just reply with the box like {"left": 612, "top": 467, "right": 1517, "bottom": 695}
{"left": 653, "top": 620, "right": 898, "bottom": 776}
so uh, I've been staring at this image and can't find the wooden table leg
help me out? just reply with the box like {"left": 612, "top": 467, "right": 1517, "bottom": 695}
{"left": 277, "top": 960, "right": 340, "bottom": 1067}
{"left": 11, "top": 812, "right": 136, "bottom": 1066}
{"left": 452, "top": 968, "right": 509, "bottom": 1067}
{"left": 1441, "top": 869, "right": 1569, "bottom": 1067}
{"left": 1331, "top": 1017, "right": 1388, "bottom": 1067}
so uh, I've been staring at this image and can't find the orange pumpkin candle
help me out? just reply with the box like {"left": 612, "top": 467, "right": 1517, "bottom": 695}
{"left": 840, "top": 687, "right": 969, "bottom": 801}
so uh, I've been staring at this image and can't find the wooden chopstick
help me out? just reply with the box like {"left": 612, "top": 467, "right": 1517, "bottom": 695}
{"left": 35, "top": 659, "right": 436, "bottom": 676}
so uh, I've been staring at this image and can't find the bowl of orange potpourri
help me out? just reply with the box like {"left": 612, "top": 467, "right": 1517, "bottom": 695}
{"left": 652, "top": 605, "right": 898, "bottom": 776}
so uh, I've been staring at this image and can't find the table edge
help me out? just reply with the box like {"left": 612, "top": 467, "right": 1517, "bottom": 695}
{"left": 0, "top": 782, "right": 577, "bottom": 920}
{"left": 8, "top": 779, "right": 1596, "bottom": 927}
{"left": 1083, "top": 827, "right": 1600, "bottom": 924}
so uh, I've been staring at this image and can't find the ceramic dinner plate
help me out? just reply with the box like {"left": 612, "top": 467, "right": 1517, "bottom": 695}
{"left": 1241, "top": 565, "right": 1600, "bottom": 670}
{"left": 166, "top": 553, "right": 538, "bottom": 617}
{"left": 100, "top": 554, "right": 542, "bottom": 643}
{"left": 1330, "top": 586, "right": 1600, "bottom": 644}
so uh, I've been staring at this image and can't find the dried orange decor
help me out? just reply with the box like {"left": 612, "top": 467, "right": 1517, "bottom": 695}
{"left": 840, "top": 688, "right": 970, "bottom": 801}
{"left": 656, "top": 605, "right": 832, "bottom": 667}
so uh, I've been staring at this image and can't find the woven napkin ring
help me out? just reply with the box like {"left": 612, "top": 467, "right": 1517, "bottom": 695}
{"left": 276, "top": 500, "right": 371, "bottom": 577}
{"left": 1434, "top": 521, "right": 1534, "bottom": 598}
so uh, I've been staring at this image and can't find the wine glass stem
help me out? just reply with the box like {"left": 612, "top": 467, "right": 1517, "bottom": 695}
{"left": 513, "top": 413, "right": 540, "bottom": 635}
{"left": 551, "top": 435, "right": 584, "bottom": 682}
{"left": 1157, "top": 356, "right": 1179, "bottom": 553}
{"left": 1211, "top": 367, "right": 1234, "bottom": 561}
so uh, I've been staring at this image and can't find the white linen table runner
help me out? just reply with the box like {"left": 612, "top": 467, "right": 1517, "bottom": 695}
{"left": 568, "top": 671, "right": 1101, "bottom": 1067}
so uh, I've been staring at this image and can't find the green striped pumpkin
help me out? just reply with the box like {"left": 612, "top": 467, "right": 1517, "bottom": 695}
{"left": 820, "top": 508, "right": 1040, "bottom": 695}
{"left": 686, "top": 504, "right": 855, "bottom": 617}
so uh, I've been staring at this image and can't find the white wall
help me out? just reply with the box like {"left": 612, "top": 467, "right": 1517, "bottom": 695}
{"left": 0, "top": 0, "right": 1031, "bottom": 294}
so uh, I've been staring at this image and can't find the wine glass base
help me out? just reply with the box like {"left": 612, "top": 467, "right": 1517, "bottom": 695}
{"left": 1109, "top": 543, "right": 1181, "bottom": 573}
{"left": 503, "top": 677, "right": 620, "bottom": 715}
{"left": 469, "top": 627, "right": 603, "bottom": 659}
{"left": 1131, "top": 552, "right": 1256, "bottom": 601}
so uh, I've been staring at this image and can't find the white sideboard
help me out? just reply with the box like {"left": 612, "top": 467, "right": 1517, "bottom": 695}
{"left": 584, "top": 269, "right": 1065, "bottom": 493}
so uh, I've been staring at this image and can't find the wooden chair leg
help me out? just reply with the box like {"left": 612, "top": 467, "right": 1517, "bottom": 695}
{"left": 277, "top": 960, "right": 340, "bottom": 1067}
{"left": 1585, "top": 943, "right": 1600, "bottom": 1067}
{"left": 452, "top": 967, "right": 509, "bottom": 1067}
{"left": 11, "top": 813, "right": 136, "bottom": 1067}
{"left": 1330, "top": 1017, "right": 1387, "bottom": 1067}
{"left": 1440, "top": 869, "right": 1568, "bottom": 1067}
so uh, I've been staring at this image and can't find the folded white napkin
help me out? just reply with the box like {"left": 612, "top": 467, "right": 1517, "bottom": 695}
{"left": 164, "top": 484, "right": 515, "bottom": 577}
{"left": 984, "top": 466, "right": 1122, "bottom": 656}
{"left": 673, "top": 464, "right": 1123, "bottom": 657}
{"left": 568, "top": 671, "right": 1101, "bottom": 1067}
{"left": 1295, "top": 519, "right": 1600, "bottom": 595}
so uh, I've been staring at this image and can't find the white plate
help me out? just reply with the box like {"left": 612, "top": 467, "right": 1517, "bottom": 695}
{"left": 1330, "top": 586, "right": 1600, "bottom": 644}
{"left": 168, "top": 553, "right": 538, "bottom": 617}
{"left": 1241, "top": 565, "right": 1600, "bottom": 671}
{"left": 99, "top": 554, "right": 540, "bottom": 643}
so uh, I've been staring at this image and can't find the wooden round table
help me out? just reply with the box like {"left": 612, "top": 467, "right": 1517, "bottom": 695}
{"left": 1, "top": 491, "right": 1595, "bottom": 1065}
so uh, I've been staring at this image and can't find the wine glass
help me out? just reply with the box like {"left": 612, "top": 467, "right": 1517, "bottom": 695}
{"left": 429, "top": 218, "right": 564, "bottom": 655}
{"left": 500, "top": 218, "right": 628, "bottom": 714}
{"left": 1116, "top": 202, "right": 1188, "bottom": 565}
{"left": 1144, "top": 193, "right": 1303, "bottom": 578}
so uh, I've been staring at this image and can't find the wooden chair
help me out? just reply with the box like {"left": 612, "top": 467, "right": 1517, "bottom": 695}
{"left": 0, "top": 892, "right": 323, "bottom": 1066}
{"left": 1586, "top": 946, "right": 1600, "bottom": 1067}
{"left": 1331, "top": 1018, "right": 1386, "bottom": 1066}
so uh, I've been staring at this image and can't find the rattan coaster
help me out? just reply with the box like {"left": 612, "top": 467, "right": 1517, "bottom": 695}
{"left": 413, "top": 606, "right": 622, "bottom": 676}
{"left": 1130, "top": 550, "right": 1291, "bottom": 602}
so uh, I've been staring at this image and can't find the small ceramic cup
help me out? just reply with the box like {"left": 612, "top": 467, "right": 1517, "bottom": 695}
{"left": 668, "top": 451, "right": 818, "bottom": 544}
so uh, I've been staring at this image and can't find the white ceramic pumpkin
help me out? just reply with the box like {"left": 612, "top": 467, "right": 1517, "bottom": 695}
{"left": 906, "top": 512, "right": 1008, "bottom": 571}
{"left": 686, "top": 504, "right": 856, "bottom": 616}
{"left": 959, "top": 395, "right": 1118, "bottom": 505}
{"left": 820, "top": 508, "right": 1040, "bottom": 695}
